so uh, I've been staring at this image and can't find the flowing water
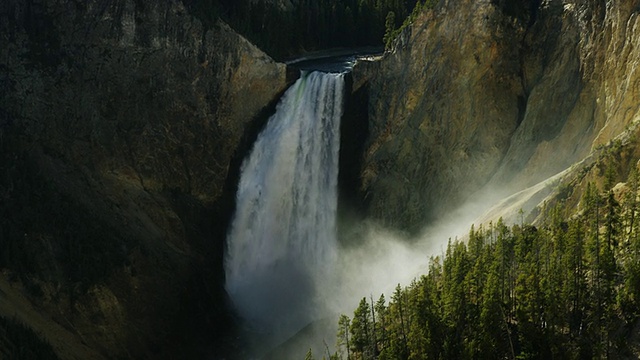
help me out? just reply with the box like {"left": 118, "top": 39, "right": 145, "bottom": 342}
{"left": 225, "top": 71, "right": 346, "bottom": 343}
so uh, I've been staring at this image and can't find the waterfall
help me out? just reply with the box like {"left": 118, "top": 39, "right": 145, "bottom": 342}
{"left": 225, "top": 71, "right": 345, "bottom": 338}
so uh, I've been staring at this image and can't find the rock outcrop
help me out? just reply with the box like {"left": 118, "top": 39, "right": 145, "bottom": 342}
{"left": 354, "top": 0, "right": 640, "bottom": 233}
{"left": 0, "top": 0, "right": 288, "bottom": 358}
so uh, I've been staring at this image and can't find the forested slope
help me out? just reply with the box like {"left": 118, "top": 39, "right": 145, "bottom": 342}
{"left": 334, "top": 158, "right": 640, "bottom": 359}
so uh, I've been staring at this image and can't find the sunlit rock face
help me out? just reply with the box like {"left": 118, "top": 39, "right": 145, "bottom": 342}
{"left": 0, "top": 0, "right": 287, "bottom": 358}
{"left": 354, "top": 0, "right": 640, "bottom": 233}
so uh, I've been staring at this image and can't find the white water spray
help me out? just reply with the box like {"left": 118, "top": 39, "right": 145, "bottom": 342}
{"left": 225, "top": 71, "right": 345, "bottom": 340}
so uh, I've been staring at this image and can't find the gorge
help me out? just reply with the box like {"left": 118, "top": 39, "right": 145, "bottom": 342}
{"left": 1, "top": 0, "right": 640, "bottom": 359}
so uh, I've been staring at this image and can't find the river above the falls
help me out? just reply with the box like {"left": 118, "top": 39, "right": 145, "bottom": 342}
{"left": 286, "top": 46, "right": 384, "bottom": 73}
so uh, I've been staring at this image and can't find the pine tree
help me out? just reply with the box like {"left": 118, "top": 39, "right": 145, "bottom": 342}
{"left": 624, "top": 167, "right": 639, "bottom": 242}
{"left": 334, "top": 204, "right": 640, "bottom": 359}
{"left": 479, "top": 255, "right": 504, "bottom": 358}
{"left": 373, "top": 294, "right": 388, "bottom": 355}
{"left": 383, "top": 11, "right": 396, "bottom": 48}
{"left": 620, "top": 167, "right": 640, "bottom": 321}
{"left": 337, "top": 315, "right": 352, "bottom": 360}
{"left": 351, "top": 297, "right": 373, "bottom": 359}
{"left": 442, "top": 240, "right": 469, "bottom": 358}
{"left": 565, "top": 219, "right": 586, "bottom": 340}
{"left": 305, "top": 348, "right": 315, "bottom": 360}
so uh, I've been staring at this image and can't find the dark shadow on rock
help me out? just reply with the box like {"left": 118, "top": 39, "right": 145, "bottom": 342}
{"left": 337, "top": 73, "right": 370, "bottom": 247}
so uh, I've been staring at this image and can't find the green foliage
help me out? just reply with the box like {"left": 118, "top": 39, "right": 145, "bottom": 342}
{"left": 351, "top": 298, "right": 373, "bottom": 357}
{"left": 383, "top": 0, "right": 437, "bottom": 49}
{"left": 335, "top": 176, "right": 640, "bottom": 359}
{"left": 192, "top": 0, "right": 423, "bottom": 59}
{"left": 0, "top": 316, "right": 59, "bottom": 359}
{"left": 337, "top": 314, "right": 352, "bottom": 360}
{"left": 383, "top": 11, "right": 397, "bottom": 49}
{"left": 305, "top": 348, "right": 315, "bottom": 360}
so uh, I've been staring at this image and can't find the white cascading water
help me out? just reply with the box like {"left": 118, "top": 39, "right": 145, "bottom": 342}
{"left": 225, "top": 71, "right": 345, "bottom": 340}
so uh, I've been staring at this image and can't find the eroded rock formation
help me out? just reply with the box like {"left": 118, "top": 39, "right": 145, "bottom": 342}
{"left": 0, "top": 0, "right": 287, "bottom": 358}
{"left": 355, "top": 0, "right": 640, "bottom": 233}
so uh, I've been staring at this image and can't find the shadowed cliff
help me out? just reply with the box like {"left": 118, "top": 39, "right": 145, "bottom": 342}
{"left": 2, "top": 0, "right": 640, "bottom": 357}
{"left": 0, "top": 0, "right": 288, "bottom": 358}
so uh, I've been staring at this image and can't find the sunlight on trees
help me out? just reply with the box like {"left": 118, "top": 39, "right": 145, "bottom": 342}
{"left": 332, "top": 173, "right": 640, "bottom": 359}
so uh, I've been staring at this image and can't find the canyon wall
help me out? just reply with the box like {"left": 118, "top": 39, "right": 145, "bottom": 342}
{"left": 354, "top": 0, "right": 640, "bottom": 233}
{"left": 3, "top": 0, "right": 640, "bottom": 357}
{"left": 0, "top": 0, "right": 287, "bottom": 358}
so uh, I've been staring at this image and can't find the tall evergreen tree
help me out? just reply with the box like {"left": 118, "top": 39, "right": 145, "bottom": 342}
{"left": 374, "top": 294, "right": 388, "bottom": 353}
{"left": 351, "top": 297, "right": 373, "bottom": 359}
{"left": 337, "top": 315, "right": 352, "bottom": 360}
{"left": 333, "top": 174, "right": 640, "bottom": 360}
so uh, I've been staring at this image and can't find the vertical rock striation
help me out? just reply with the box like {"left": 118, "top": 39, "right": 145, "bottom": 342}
{"left": 0, "top": 0, "right": 288, "bottom": 358}
{"left": 1, "top": 0, "right": 287, "bottom": 201}
{"left": 355, "top": 0, "right": 640, "bottom": 233}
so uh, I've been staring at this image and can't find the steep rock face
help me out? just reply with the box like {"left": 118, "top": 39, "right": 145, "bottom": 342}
{"left": 355, "top": 0, "right": 640, "bottom": 232}
{"left": 0, "top": 0, "right": 287, "bottom": 358}
{"left": 494, "top": 0, "right": 640, "bottom": 191}
{"left": 1, "top": 0, "right": 286, "bottom": 202}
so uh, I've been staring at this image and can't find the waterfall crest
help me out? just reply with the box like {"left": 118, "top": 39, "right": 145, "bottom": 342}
{"left": 225, "top": 71, "right": 345, "bottom": 336}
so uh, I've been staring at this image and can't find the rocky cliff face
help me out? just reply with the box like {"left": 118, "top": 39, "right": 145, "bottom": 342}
{"left": 0, "top": 0, "right": 287, "bottom": 358}
{"left": 354, "top": 0, "right": 640, "bottom": 233}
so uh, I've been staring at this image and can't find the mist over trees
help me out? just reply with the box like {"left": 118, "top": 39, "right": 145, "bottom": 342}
{"left": 189, "top": 0, "right": 426, "bottom": 58}
{"left": 327, "top": 169, "right": 640, "bottom": 360}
